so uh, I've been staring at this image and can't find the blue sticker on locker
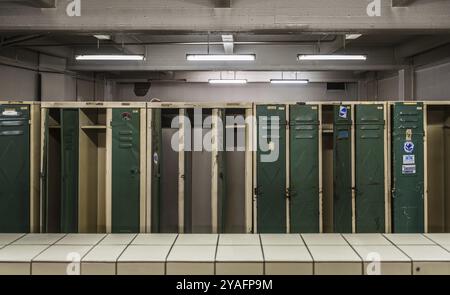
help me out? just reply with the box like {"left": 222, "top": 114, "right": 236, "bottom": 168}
{"left": 338, "top": 130, "right": 349, "bottom": 139}
{"left": 339, "top": 106, "right": 348, "bottom": 119}
{"left": 403, "top": 155, "right": 415, "bottom": 164}
{"left": 404, "top": 141, "right": 414, "bottom": 153}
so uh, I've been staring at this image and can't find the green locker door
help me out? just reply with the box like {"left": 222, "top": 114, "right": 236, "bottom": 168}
{"left": 257, "top": 105, "right": 286, "bottom": 233}
{"left": 333, "top": 105, "right": 353, "bottom": 233}
{"left": 60, "top": 109, "right": 79, "bottom": 233}
{"left": 151, "top": 108, "right": 162, "bottom": 232}
{"left": 0, "top": 105, "right": 30, "bottom": 233}
{"left": 112, "top": 108, "right": 140, "bottom": 233}
{"left": 289, "top": 104, "right": 320, "bottom": 233}
{"left": 218, "top": 109, "right": 227, "bottom": 233}
{"left": 355, "top": 105, "right": 385, "bottom": 233}
{"left": 392, "top": 103, "right": 424, "bottom": 233}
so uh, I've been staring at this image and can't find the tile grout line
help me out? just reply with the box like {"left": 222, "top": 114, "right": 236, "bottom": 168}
{"left": 383, "top": 234, "right": 414, "bottom": 275}
{"left": 164, "top": 234, "right": 179, "bottom": 275}
{"left": 30, "top": 233, "right": 67, "bottom": 275}
{"left": 115, "top": 234, "right": 139, "bottom": 275}
{"left": 299, "top": 234, "right": 316, "bottom": 275}
{"left": 214, "top": 234, "right": 219, "bottom": 275}
{"left": 422, "top": 233, "right": 450, "bottom": 253}
{"left": 341, "top": 234, "right": 364, "bottom": 275}
{"left": 258, "top": 234, "right": 265, "bottom": 275}
{"left": 78, "top": 234, "right": 108, "bottom": 275}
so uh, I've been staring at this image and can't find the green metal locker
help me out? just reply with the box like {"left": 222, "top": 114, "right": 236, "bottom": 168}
{"left": 0, "top": 105, "right": 30, "bottom": 233}
{"left": 392, "top": 103, "right": 424, "bottom": 233}
{"left": 333, "top": 105, "right": 353, "bottom": 233}
{"left": 355, "top": 105, "right": 385, "bottom": 233}
{"left": 151, "top": 108, "right": 162, "bottom": 232}
{"left": 217, "top": 109, "right": 227, "bottom": 233}
{"left": 257, "top": 105, "right": 286, "bottom": 233}
{"left": 289, "top": 104, "right": 320, "bottom": 233}
{"left": 112, "top": 108, "right": 140, "bottom": 233}
{"left": 60, "top": 109, "right": 79, "bottom": 233}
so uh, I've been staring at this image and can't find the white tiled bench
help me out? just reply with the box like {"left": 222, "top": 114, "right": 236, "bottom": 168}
{"left": 117, "top": 245, "right": 171, "bottom": 275}
{"left": 0, "top": 233, "right": 448, "bottom": 275}
{"left": 0, "top": 245, "right": 49, "bottom": 275}
{"left": 398, "top": 245, "right": 450, "bottom": 275}
{"left": 81, "top": 245, "right": 127, "bottom": 275}
{"left": 32, "top": 245, "right": 94, "bottom": 275}
{"left": 309, "top": 245, "right": 362, "bottom": 275}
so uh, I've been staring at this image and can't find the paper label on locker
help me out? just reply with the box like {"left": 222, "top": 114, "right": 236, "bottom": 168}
{"left": 402, "top": 164, "right": 416, "bottom": 175}
{"left": 405, "top": 129, "right": 412, "bottom": 141}
{"left": 403, "top": 155, "right": 415, "bottom": 164}
{"left": 2, "top": 110, "right": 18, "bottom": 116}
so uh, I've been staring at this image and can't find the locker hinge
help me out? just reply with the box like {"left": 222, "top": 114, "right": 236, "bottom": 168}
{"left": 254, "top": 187, "right": 260, "bottom": 197}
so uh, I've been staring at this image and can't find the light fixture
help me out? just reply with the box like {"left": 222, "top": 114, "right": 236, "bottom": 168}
{"left": 75, "top": 54, "right": 145, "bottom": 61}
{"left": 187, "top": 54, "right": 256, "bottom": 61}
{"left": 270, "top": 79, "right": 309, "bottom": 84}
{"left": 93, "top": 35, "right": 111, "bottom": 40}
{"left": 298, "top": 54, "right": 367, "bottom": 61}
{"left": 209, "top": 79, "right": 248, "bottom": 84}
{"left": 345, "top": 34, "right": 362, "bottom": 40}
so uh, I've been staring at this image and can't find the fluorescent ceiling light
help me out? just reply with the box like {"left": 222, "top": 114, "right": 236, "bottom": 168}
{"left": 270, "top": 79, "right": 309, "bottom": 84}
{"left": 75, "top": 55, "right": 145, "bottom": 61}
{"left": 298, "top": 54, "right": 367, "bottom": 61}
{"left": 187, "top": 54, "right": 255, "bottom": 61}
{"left": 93, "top": 34, "right": 111, "bottom": 40}
{"left": 345, "top": 34, "right": 362, "bottom": 40}
{"left": 209, "top": 79, "right": 247, "bottom": 84}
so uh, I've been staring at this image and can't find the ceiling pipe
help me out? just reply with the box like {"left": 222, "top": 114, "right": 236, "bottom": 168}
{"left": 10, "top": 37, "right": 339, "bottom": 48}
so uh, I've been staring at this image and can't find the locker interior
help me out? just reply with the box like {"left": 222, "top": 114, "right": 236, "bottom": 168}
{"left": 43, "top": 108, "right": 106, "bottom": 233}
{"left": 426, "top": 105, "right": 450, "bottom": 233}
{"left": 220, "top": 108, "right": 247, "bottom": 233}
{"left": 151, "top": 108, "right": 181, "bottom": 233}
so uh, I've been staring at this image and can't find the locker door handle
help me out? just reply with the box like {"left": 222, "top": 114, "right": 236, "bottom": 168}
{"left": 131, "top": 168, "right": 139, "bottom": 175}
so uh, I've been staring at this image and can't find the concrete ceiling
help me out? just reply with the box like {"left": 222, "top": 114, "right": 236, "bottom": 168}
{"left": 0, "top": 0, "right": 450, "bottom": 83}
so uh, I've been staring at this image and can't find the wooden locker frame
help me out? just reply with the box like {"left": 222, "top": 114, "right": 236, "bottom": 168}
{"left": 40, "top": 101, "right": 146, "bottom": 234}
{"left": 147, "top": 101, "right": 253, "bottom": 234}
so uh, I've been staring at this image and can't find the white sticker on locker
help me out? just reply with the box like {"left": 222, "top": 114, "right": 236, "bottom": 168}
{"left": 2, "top": 110, "right": 18, "bottom": 116}
{"left": 403, "top": 155, "right": 415, "bottom": 164}
{"left": 402, "top": 165, "right": 416, "bottom": 175}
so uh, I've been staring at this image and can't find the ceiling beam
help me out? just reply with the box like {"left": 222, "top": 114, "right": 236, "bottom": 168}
{"left": 395, "top": 35, "right": 450, "bottom": 58}
{"left": 392, "top": 0, "right": 415, "bottom": 7}
{"left": 1, "top": 0, "right": 57, "bottom": 8}
{"left": 0, "top": 0, "right": 449, "bottom": 33}
{"left": 215, "top": 0, "right": 231, "bottom": 8}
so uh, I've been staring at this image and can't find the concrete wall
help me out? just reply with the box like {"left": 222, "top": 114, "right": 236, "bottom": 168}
{"left": 415, "top": 61, "right": 450, "bottom": 101}
{"left": 0, "top": 64, "right": 39, "bottom": 101}
{"left": 114, "top": 82, "right": 359, "bottom": 102}
{"left": 0, "top": 63, "right": 105, "bottom": 101}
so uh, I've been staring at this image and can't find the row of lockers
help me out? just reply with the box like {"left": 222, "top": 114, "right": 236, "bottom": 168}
{"left": 0, "top": 101, "right": 449, "bottom": 234}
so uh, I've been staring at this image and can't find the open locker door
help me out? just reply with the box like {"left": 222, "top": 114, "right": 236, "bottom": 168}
{"left": 151, "top": 108, "right": 162, "bottom": 232}
{"left": 60, "top": 109, "right": 79, "bottom": 233}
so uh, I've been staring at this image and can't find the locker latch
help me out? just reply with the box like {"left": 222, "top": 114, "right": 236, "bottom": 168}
{"left": 285, "top": 188, "right": 291, "bottom": 199}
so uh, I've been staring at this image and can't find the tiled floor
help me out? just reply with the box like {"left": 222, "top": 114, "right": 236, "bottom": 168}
{"left": 0, "top": 233, "right": 449, "bottom": 275}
